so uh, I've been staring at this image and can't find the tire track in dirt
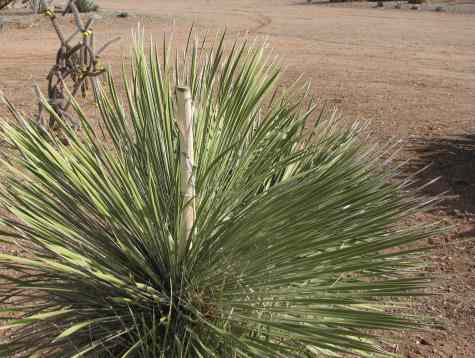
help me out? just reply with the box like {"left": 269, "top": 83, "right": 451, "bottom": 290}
{"left": 249, "top": 13, "right": 272, "bottom": 33}
{"left": 226, "top": 11, "right": 271, "bottom": 35}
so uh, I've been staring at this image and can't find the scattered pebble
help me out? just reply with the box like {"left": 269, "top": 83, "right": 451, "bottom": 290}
{"left": 417, "top": 337, "right": 432, "bottom": 346}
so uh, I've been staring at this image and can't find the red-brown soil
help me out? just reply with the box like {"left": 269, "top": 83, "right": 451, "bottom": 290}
{"left": 1, "top": 0, "right": 474, "bottom": 357}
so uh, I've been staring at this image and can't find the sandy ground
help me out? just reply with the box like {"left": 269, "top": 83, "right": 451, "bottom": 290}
{"left": 1, "top": 0, "right": 474, "bottom": 356}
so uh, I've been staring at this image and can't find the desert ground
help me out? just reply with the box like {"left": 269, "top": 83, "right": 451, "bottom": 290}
{"left": 1, "top": 0, "right": 474, "bottom": 356}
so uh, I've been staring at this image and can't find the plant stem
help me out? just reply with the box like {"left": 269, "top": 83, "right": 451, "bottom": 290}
{"left": 176, "top": 86, "right": 195, "bottom": 254}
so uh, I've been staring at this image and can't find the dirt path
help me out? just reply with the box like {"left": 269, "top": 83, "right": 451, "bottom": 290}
{"left": 0, "top": 0, "right": 474, "bottom": 356}
{"left": 3, "top": 0, "right": 474, "bottom": 139}
{"left": 96, "top": 0, "right": 475, "bottom": 140}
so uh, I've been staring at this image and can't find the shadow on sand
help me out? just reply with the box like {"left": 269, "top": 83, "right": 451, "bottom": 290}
{"left": 403, "top": 134, "right": 475, "bottom": 216}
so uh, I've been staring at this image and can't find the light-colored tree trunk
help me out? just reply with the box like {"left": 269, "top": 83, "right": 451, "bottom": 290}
{"left": 176, "top": 86, "right": 195, "bottom": 254}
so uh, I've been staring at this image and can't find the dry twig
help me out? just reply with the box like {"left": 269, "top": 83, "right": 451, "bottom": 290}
{"left": 36, "top": 0, "right": 119, "bottom": 138}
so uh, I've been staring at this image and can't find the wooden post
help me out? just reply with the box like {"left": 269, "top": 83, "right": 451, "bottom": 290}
{"left": 176, "top": 86, "right": 195, "bottom": 253}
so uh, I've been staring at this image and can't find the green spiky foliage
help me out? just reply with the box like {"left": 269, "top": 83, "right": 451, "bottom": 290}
{"left": 75, "top": 0, "right": 98, "bottom": 13}
{"left": 0, "top": 32, "right": 436, "bottom": 357}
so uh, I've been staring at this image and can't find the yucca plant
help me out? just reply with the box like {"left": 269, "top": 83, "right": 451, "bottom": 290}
{"left": 0, "top": 31, "right": 436, "bottom": 357}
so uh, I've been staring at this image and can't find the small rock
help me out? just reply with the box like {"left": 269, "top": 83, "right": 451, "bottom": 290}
{"left": 419, "top": 337, "right": 431, "bottom": 346}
